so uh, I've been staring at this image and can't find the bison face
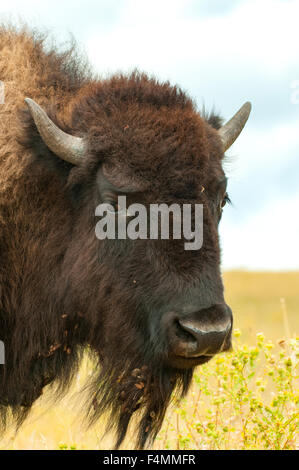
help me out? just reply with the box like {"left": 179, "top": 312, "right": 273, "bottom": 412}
{"left": 94, "top": 165, "right": 233, "bottom": 371}
{"left": 24, "top": 85, "right": 250, "bottom": 448}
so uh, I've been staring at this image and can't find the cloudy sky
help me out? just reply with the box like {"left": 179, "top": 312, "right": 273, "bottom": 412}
{"left": 1, "top": 0, "right": 298, "bottom": 270}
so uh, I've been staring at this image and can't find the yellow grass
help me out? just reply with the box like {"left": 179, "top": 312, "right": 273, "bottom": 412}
{"left": 223, "top": 271, "right": 298, "bottom": 343}
{"left": 0, "top": 271, "right": 298, "bottom": 450}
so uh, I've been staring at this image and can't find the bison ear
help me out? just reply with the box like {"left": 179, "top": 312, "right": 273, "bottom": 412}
{"left": 25, "top": 98, "right": 86, "bottom": 165}
{"left": 218, "top": 102, "right": 251, "bottom": 152}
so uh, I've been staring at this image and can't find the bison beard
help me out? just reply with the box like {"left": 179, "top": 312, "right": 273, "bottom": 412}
{"left": 89, "top": 345, "right": 193, "bottom": 449}
{"left": 85, "top": 273, "right": 194, "bottom": 449}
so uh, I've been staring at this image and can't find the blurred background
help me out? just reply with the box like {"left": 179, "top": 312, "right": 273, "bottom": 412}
{"left": 0, "top": 0, "right": 298, "bottom": 450}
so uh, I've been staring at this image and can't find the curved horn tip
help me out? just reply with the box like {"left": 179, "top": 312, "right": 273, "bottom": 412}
{"left": 24, "top": 97, "right": 86, "bottom": 165}
{"left": 242, "top": 101, "right": 252, "bottom": 113}
{"left": 25, "top": 97, "right": 38, "bottom": 109}
{"left": 219, "top": 101, "right": 252, "bottom": 152}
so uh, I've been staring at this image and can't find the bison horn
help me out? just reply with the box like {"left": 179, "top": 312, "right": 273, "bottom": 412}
{"left": 218, "top": 101, "right": 252, "bottom": 152}
{"left": 25, "top": 98, "right": 86, "bottom": 165}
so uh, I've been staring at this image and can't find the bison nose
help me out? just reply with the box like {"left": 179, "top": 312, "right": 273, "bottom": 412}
{"left": 170, "top": 304, "right": 232, "bottom": 358}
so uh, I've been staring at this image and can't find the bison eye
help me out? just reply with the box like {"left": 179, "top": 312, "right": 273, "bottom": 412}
{"left": 221, "top": 193, "right": 231, "bottom": 209}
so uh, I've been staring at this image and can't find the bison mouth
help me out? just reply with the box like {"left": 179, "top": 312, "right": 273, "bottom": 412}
{"left": 167, "top": 353, "right": 214, "bottom": 369}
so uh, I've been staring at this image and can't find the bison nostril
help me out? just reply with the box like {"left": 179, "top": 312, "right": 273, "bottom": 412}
{"left": 171, "top": 319, "right": 199, "bottom": 357}
{"left": 174, "top": 320, "right": 198, "bottom": 346}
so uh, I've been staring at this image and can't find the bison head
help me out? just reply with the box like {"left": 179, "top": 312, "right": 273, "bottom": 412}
{"left": 20, "top": 74, "right": 251, "bottom": 447}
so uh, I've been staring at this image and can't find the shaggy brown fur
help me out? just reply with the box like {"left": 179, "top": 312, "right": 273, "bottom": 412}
{"left": 0, "top": 25, "right": 229, "bottom": 448}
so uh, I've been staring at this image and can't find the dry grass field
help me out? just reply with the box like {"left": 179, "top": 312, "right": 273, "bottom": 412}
{"left": 223, "top": 271, "right": 298, "bottom": 344}
{"left": 0, "top": 271, "right": 298, "bottom": 450}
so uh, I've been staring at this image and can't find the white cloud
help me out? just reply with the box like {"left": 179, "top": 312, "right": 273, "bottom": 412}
{"left": 220, "top": 190, "right": 299, "bottom": 270}
{"left": 86, "top": 0, "right": 299, "bottom": 77}
{"left": 224, "top": 117, "right": 299, "bottom": 179}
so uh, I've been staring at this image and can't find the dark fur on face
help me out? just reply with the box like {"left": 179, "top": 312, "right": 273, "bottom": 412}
{"left": 0, "top": 25, "right": 228, "bottom": 448}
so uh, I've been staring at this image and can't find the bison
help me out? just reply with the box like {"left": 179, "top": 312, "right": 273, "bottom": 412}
{"left": 0, "top": 25, "right": 251, "bottom": 448}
